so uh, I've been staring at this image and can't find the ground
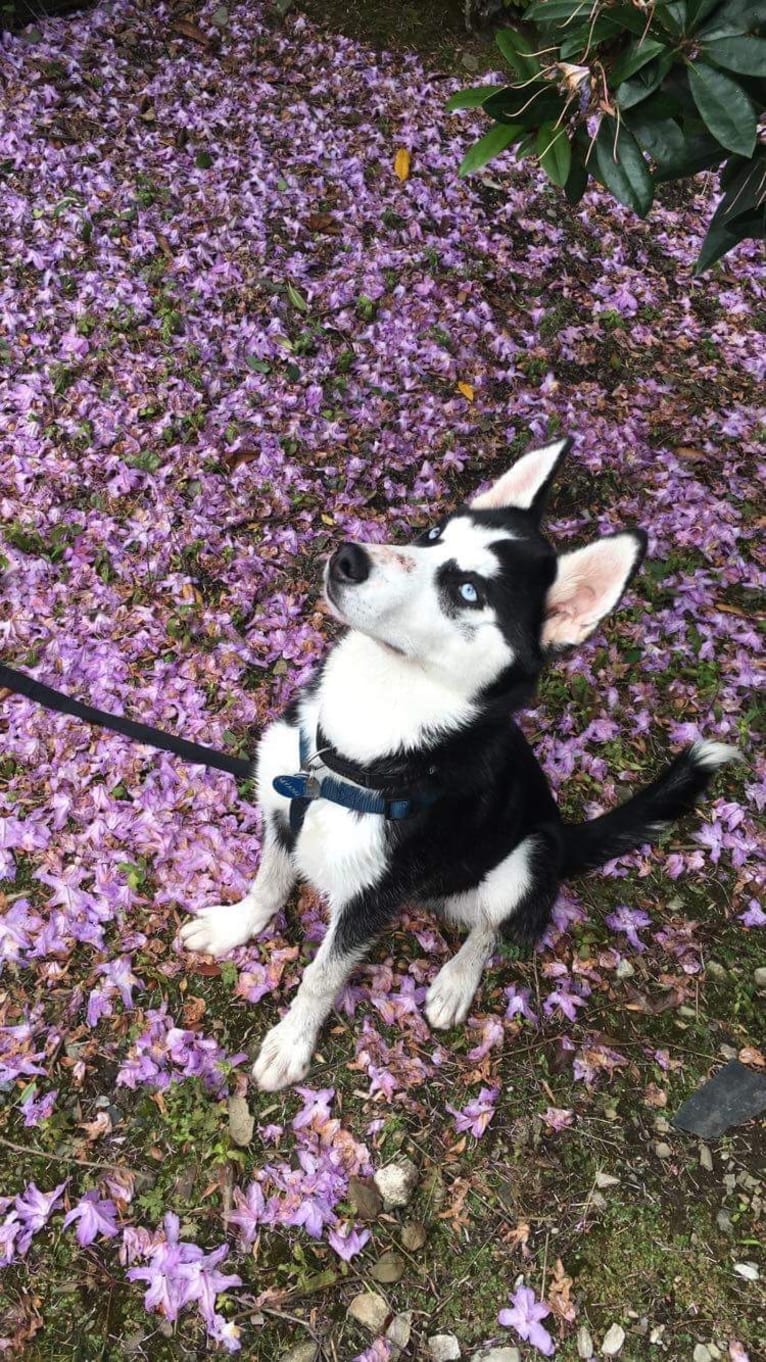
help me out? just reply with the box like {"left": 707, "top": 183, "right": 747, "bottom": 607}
{"left": 0, "top": 0, "right": 764, "bottom": 1359}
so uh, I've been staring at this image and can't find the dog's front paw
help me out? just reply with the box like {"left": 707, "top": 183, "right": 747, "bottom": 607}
{"left": 179, "top": 898, "right": 271, "bottom": 958}
{"left": 252, "top": 1016, "right": 315, "bottom": 1091}
{"left": 425, "top": 958, "right": 479, "bottom": 1030}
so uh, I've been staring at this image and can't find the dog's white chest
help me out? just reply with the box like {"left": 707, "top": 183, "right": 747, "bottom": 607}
{"left": 295, "top": 801, "right": 386, "bottom": 905}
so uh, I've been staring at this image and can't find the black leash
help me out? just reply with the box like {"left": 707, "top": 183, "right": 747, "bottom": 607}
{"left": 0, "top": 663, "right": 253, "bottom": 780}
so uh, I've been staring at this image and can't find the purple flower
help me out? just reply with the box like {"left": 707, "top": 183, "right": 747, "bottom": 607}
{"left": 20, "top": 1087, "right": 58, "bottom": 1126}
{"left": 498, "top": 1283, "right": 556, "bottom": 1356}
{"left": 291, "top": 1086, "right": 334, "bottom": 1132}
{"left": 13, "top": 1180, "right": 67, "bottom": 1254}
{"left": 63, "top": 1191, "right": 119, "bottom": 1246}
{"left": 739, "top": 900, "right": 766, "bottom": 928}
{"left": 328, "top": 1224, "right": 370, "bottom": 1261}
{"left": 446, "top": 1086, "right": 499, "bottom": 1139}
{"left": 605, "top": 905, "right": 652, "bottom": 952}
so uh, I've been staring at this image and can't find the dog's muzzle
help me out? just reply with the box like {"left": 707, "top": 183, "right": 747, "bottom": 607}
{"left": 328, "top": 542, "right": 370, "bottom": 587}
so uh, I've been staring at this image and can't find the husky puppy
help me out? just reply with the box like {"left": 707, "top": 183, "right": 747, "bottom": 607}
{"left": 180, "top": 440, "right": 736, "bottom": 1091}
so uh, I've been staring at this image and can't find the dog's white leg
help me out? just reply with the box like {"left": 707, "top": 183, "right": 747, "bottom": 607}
{"left": 425, "top": 922, "right": 496, "bottom": 1030}
{"left": 252, "top": 887, "right": 395, "bottom": 1091}
{"left": 426, "top": 833, "right": 559, "bottom": 1030}
{"left": 179, "top": 823, "right": 296, "bottom": 958}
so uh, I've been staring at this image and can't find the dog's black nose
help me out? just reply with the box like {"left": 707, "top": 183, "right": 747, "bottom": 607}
{"left": 329, "top": 542, "right": 370, "bottom": 586}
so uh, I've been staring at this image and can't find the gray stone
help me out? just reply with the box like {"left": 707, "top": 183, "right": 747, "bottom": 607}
{"left": 280, "top": 1344, "right": 318, "bottom": 1362}
{"left": 386, "top": 1312, "right": 412, "bottom": 1352}
{"left": 601, "top": 1323, "right": 626, "bottom": 1355}
{"left": 693, "top": 1346, "right": 712, "bottom": 1362}
{"left": 474, "top": 1349, "right": 521, "bottom": 1362}
{"left": 373, "top": 1157, "right": 419, "bottom": 1209}
{"left": 706, "top": 961, "right": 726, "bottom": 978}
{"left": 347, "top": 1292, "right": 388, "bottom": 1334}
{"left": 654, "top": 1142, "right": 672, "bottom": 1158}
{"left": 754, "top": 967, "right": 766, "bottom": 988}
{"left": 427, "top": 1335, "right": 461, "bottom": 1361}
{"left": 577, "top": 1325, "right": 594, "bottom": 1358}
{"left": 227, "top": 1095, "right": 254, "bottom": 1147}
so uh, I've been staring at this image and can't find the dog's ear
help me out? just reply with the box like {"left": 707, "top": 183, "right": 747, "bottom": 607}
{"left": 471, "top": 437, "right": 571, "bottom": 519}
{"left": 542, "top": 530, "right": 647, "bottom": 649}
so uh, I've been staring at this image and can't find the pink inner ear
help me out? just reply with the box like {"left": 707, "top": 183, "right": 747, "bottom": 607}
{"left": 472, "top": 442, "right": 565, "bottom": 511}
{"left": 542, "top": 536, "right": 639, "bottom": 648}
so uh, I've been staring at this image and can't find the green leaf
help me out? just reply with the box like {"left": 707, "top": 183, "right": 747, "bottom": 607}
{"left": 652, "top": 129, "right": 727, "bottom": 179}
{"left": 617, "top": 53, "right": 675, "bottom": 110}
{"left": 286, "top": 282, "right": 309, "bottom": 312}
{"left": 703, "top": 34, "right": 766, "bottom": 74}
{"left": 495, "top": 29, "right": 541, "bottom": 80}
{"left": 610, "top": 38, "right": 668, "bottom": 86}
{"left": 695, "top": 153, "right": 766, "bottom": 271}
{"left": 564, "top": 154, "right": 590, "bottom": 204}
{"left": 699, "top": 0, "right": 766, "bottom": 39}
{"left": 655, "top": 1, "right": 688, "bottom": 36}
{"left": 536, "top": 122, "right": 572, "bottom": 186}
{"left": 594, "top": 117, "right": 654, "bottom": 215}
{"left": 599, "top": 6, "right": 659, "bottom": 37}
{"left": 686, "top": 0, "right": 727, "bottom": 26}
{"left": 446, "top": 85, "right": 502, "bottom": 111}
{"left": 483, "top": 84, "right": 564, "bottom": 127}
{"left": 628, "top": 115, "right": 686, "bottom": 166}
{"left": 687, "top": 61, "right": 757, "bottom": 155}
{"left": 526, "top": 0, "right": 598, "bottom": 21}
{"left": 458, "top": 123, "right": 523, "bottom": 176}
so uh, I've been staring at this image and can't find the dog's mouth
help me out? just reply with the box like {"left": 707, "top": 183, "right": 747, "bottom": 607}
{"left": 323, "top": 576, "right": 346, "bottom": 623}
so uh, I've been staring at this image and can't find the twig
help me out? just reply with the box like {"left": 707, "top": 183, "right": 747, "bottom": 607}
{"left": 0, "top": 1134, "right": 125, "bottom": 1171}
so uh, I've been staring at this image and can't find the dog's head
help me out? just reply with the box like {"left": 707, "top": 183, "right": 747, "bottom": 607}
{"left": 324, "top": 439, "right": 646, "bottom": 705}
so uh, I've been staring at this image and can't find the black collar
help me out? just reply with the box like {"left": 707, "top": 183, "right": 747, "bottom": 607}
{"left": 315, "top": 725, "right": 441, "bottom": 795}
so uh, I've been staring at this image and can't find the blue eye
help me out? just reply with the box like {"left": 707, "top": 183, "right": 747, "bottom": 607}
{"left": 459, "top": 581, "right": 478, "bottom": 603}
{"left": 427, "top": 527, "right": 441, "bottom": 541}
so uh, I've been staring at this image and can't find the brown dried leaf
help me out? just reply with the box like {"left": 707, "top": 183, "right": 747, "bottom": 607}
{"left": 548, "top": 1258, "right": 577, "bottom": 1324}
{"left": 347, "top": 1175, "right": 383, "bottom": 1221}
{"left": 171, "top": 19, "right": 212, "bottom": 45}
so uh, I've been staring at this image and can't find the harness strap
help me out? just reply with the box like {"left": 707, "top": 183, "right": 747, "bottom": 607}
{"left": 0, "top": 663, "right": 253, "bottom": 780}
{"left": 272, "top": 728, "right": 442, "bottom": 830}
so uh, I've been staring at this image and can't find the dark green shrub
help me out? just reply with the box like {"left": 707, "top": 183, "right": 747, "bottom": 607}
{"left": 451, "top": 0, "right": 766, "bottom": 271}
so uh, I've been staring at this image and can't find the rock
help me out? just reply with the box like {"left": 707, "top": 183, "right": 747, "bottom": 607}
{"left": 693, "top": 1346, "right": 712, "bottom": 1362}
{"left": 595, "top": 1172, "right": 620, "bottom": 1189}
{"left": 386, "top": 1311, "right": 412, "bottom": 1352}
{"left": 348, "top": 1175, "right": 383, "bottom": 1221}
{"left": 401, "top": 1220, "right": 427, "bottom": 1251}
{"left": 753, "top": 967, "right": 766, "bottom": 988}
{"left": 577, "top": 1325, "right": 595, "bottom": 1358}
{"left": 370, "top": 1251, "right": 405, "bottom": 1284}
{"left": 427, "top": 1334, "right": 461, "bottom": 1360}
{"left": 615, "top": 959, "right": 634, "bottom": 979}
{"left": 699, "top": 1144, "right": 713, "bottom": 1172}
{"left": 373, "top": 1157, "right": 418, "bottom": 1209}
{"left": 227, "top": 1095, "right": 254, "bottom": 1147}
{"left": 347, "top": 1292, "right": 389, "bottom": 1334}
{"left": 474, "top": 1349, "right": 521, "bottom": 1362}
{"left": 733, "top": 1261, "right": 759, "bottom": 1281}
{"left": 706, "top": 961, "right": 726, "bottom": 978}
{"left": 601, "top": 1323, "right": 626, "bottom": 1355}
{"left": 281, "top": 1344, "right": 318, "bottom": 1362}
{"left": 654, "top": 1142, "right": 672, "bottom": 1159}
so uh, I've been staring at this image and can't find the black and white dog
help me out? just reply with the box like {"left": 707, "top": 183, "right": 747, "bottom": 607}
{"left": 180, "top": 440, "right": 736, "bottom": 1090}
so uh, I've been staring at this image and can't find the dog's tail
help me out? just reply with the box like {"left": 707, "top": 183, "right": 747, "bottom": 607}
{"left": 560, "top": 741, "right": 740, "bottom": 878}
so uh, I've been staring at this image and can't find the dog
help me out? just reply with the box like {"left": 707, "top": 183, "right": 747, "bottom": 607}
{"left": 180, "top": 439, "right": 737, "bottom": 1091}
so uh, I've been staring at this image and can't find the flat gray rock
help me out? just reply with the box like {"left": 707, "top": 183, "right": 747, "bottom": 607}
{"left": 672, "top": 1060, "right": 766, "bottom": 1139}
